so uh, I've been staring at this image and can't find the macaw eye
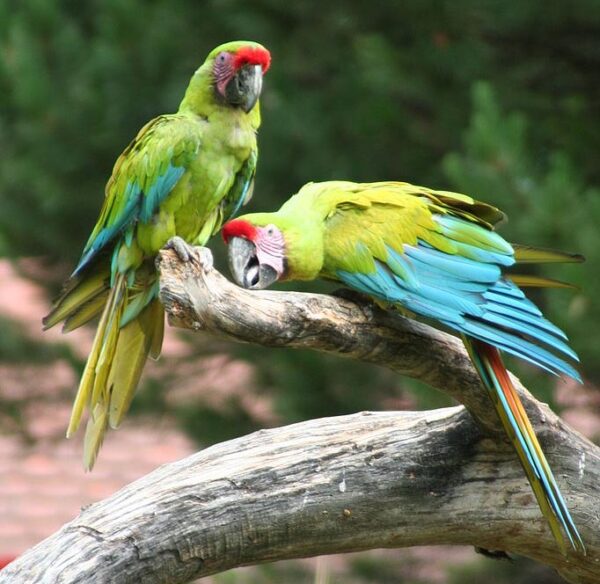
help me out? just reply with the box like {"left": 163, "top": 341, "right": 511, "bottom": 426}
{"left": 214, "top": 52, "right": 234, "bottom": 87}
{"left": 215, "top": 52, "right": 232, "bottom": 68}
{"left": 266, "top": 225, "right": 276, "bottom": 237}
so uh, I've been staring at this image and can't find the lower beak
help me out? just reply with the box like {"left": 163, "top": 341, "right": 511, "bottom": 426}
{"left": 228, "top": 237, "right": 278, "bottom": 290}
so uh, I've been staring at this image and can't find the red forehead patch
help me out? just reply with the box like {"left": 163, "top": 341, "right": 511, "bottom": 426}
{"left": 222, "top": 219, "right": 258, "bottom": 243}
{"left": 233, "top": 46, "right": 271, "bottom": 73}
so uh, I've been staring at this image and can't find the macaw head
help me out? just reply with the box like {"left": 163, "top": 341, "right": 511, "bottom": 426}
{"left": 222, "top": 212, "right": 323, "bottom": 290}
{"left": 182, "top": 41, "right": 271, "bottom": 114}
{"left": 222, "top": 215, "right": 287, "bottom": 290}
{"left": 209, "top": 41, "right": 271, "bottom": 113}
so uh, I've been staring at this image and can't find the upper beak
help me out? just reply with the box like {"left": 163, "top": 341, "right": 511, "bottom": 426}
{"left": 228, "top": 236, "right": 279, "bottom": 290}
{"left": 226, "top": 64, "right": 263, "bottom": 113}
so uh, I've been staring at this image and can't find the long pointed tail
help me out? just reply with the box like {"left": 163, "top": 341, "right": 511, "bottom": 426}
{"left": 67, "top": 274, "right": 164, "bottom": 470}
{"left": 463, "top": 337, "right": 585, "bottom": 555}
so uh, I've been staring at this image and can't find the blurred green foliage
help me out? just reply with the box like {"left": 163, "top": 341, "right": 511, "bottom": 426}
{"left": 444, "top": 82, "right": 600, "bottom": 373}
{"left": 1, "top": 1, "right": 599, "bottom": 581}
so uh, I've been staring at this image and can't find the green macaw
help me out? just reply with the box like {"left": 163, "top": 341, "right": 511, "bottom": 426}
{"left": 43, "top": 40, "right": 271, "bottom": 469}
{"left": 223, "top": 180, "right": 586, "bottom": 555}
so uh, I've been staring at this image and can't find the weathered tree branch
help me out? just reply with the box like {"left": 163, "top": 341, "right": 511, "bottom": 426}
{"left": 3, "top": 246, "right": 598, "bottom": 584}
{"left": 155, "top": 246, "right": 574, "bottom": 436}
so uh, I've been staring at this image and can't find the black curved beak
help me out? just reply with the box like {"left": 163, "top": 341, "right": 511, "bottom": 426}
{"left": 228, "top": 236, "right": 278, "bottom": 290}
{"left": 225, "top": 64, "right": 263, "bottom": 113}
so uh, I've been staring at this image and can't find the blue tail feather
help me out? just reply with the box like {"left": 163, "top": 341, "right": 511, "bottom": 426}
{"left": 467, "top": 340, "right": 585, "bottom": 553}
{"left": 338, "top": 228, "right": 584, "bottom": 553}
{"left": 481, "top": 311, "right": 578, "bottom": 361}
{"left": 486, "top": 301, "right": 568, "bottom": 340}
{"left": 461, "top": 319, "right": 582, "bottom": 382}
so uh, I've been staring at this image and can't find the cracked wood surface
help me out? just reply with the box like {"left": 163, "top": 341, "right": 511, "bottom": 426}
{"left": 2, "top": 245, "right": 598, "bottom": 584}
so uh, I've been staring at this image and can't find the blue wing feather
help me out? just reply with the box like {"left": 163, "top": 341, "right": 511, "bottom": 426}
{"left": 486, "top": 301, "right": 568, "bottom": 339}
{"left": 483, "top": 290, "right": 542, "bottom": 316}
{"left": 333, "top": 205, "right": 584, "bottom": 552}
{"left": 73, "top": 163, "right": 185, "bottom": 277}
{"left": 140, "top": 164, "right": 185, "bottom": 223}
{"left": 404, "top": 244, "right": 502, "bottom": 282}
{"left": 73, "top": 183, "right": 141, "bottom": 276}
{"left": 336, "top": 225, "right": 580, "bottom": 383}
{"left": 461, "top": 319, "right": 581, "bottom": 381}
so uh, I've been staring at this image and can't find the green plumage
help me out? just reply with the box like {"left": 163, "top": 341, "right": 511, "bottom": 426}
{"left": 238, "top": 181, "right": 583, "bottom": 285}
{"left": 44, "top": 40, "right": 268, "bottom": 469}
{"left": 240, "top": 181, "right": 508, "bottom": 280}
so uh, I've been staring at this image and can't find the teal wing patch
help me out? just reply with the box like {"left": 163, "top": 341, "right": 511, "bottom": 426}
{"left": 73, "top": 115, "right": 200, "bottom": 276}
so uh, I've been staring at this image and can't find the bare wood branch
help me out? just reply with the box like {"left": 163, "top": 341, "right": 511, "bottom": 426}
{"left": 156, "top": 245, "right": 564, "bottom": 435}
{"left": 1, "top": 409, "right": 598, "bottom": 584}
{"left": 3, "top": 245, "right": 597, "bottom": 584}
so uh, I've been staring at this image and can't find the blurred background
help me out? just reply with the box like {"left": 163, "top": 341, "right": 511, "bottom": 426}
{"left": 1, "top": 0, "right": 599, "bottom": 581}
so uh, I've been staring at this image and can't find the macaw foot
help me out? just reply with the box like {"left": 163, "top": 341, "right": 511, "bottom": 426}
{"left": 164, "top": 237, "right": 214, "bottom": 273}
{"left": 195, "top": 247, "right": 214, "bottom": 273}
{"left": 165, "top": 236, "right": 195, "bottom": 263}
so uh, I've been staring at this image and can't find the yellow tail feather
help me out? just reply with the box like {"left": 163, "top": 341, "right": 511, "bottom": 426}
{"left": 89, "top": 284, "right": 125, "bottom": 410}
{"left": 513, "top": 244, "right": 584, "bottom": 264}
{"left": 61, "top": 268, "right": 165, "bottom": 469}
{"left": 508, "top": 274, "right": 579, "bottom": 290}
{"left": 43, "top": 268, "right": 109, "bottom": 331}
{"left": 62, "top": 291, "right": 109, "bottom": 332}
{"left": 66, "top": 276, "right": 124, "bottom": 439}
{"left": 149, "top": 301, "right": 165, "bottom": 360}
{"left": 107, "top": 299, "right": 164, "bottom": 429}
{"left": 83, "top": 402, "right": 109, "bottom": 471}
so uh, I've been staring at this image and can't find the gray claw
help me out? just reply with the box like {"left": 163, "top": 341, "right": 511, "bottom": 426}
{"left": 197, "top": 247, "right": 214, "bottom": 273}
{"left": 164, "top": 238, "right": 214, "bottom": 274}
{"left": 166, "top": 236, "right": 193, "bottom": 263}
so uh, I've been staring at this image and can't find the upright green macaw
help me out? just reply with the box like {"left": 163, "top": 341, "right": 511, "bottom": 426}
{"left": 43, "top": 40, "right": 271, "bottom": 469}
{"left": 223, "top": 180, "right": 586, "bottom": 554}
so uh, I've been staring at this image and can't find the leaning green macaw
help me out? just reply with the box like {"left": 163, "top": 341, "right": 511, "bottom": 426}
{"left": 43, "top": 40, "right": 271, "bottom": 470}
{"left": 222, "top": 180, "right": 586, "bottom": 555}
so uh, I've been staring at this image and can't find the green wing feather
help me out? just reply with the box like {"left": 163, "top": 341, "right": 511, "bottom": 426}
{"left": 221, "top": 150, "right": 257, "bottom": 222}
{"left": 195, "top": 150, "right": 257, "bottom": 246}
{"left": 46, "top": 114, "right": 204, "bottom": 470}
{"left": 74, "top": 115, "right": 201, "bottom": 275}
{"left": 43, "top": 264, "right": 110, "bottom": 331}
{"left": 313, "top": 182, "right": 506, "bottom": 277}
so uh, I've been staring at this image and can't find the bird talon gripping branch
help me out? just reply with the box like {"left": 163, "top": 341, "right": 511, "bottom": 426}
{"left": 196, "top": 247, "right": 215, "bottom": 274}
{"left": 165, "top": 236, "right": 193, "bottom": 264}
